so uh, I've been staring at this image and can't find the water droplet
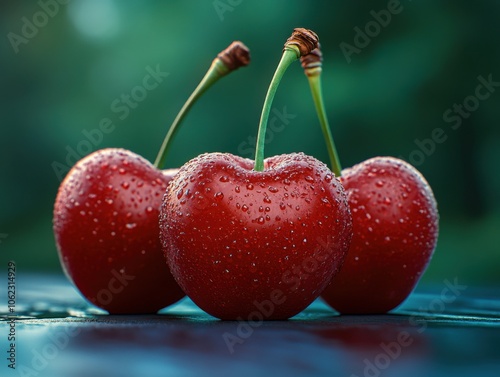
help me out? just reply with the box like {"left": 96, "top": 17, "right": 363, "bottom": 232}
{"left": 126, "top": 223, "right": 137, "bottom": 229}
{"left": 257, "top": 216, "right": 265, "bottom": 224}
{"left": 279, "top": 203, "right": 286, "bottom": 210}
{"left": 105, "top": 198, "right": 114, "bottom": 205}
{"left": 219, "top": 176, "right": 229, "bottom": 182}
{"left": 235, "top": 186, "right": 241, "bottom": 193}
{"left": 246, "top": 183, "right": 254, "bottom": 190}
{"left": 241, "top": 204, "right": 249, "bottom": 212}
{"left": 268, "top": 186, "right": 279, "bottom": 193}
{"left": 214, "top": 192, "right": 224, "bottom": 201}
{"left": 79, "top": 210, "right": 86, "bottom": 216}
{"left": 305, "top": 176, "right": 314, "bottom": 183}
{"left": 261, "top": 197, "right": 271, "bottom": 205}
{"left": 375, "top": 180, "right": 384, "bottom": 187}
{"left": 118, "top": 168, "right": 126, "bottom": 175}
{"left": 177, "top": 190, "right": 183, "bottom": 199}
{"left": 146, "top": 206, "right": 154, "bottom": 213}
{"left": 121, "top": 182, "right": 130, "bottom": 189}
{"left": 384, "top": 236, "right": 391, "bottom": 242}
{"left": 110, "top": 231, "right": 116, "bottom": 237}
{"left": 258, "top": 206, "right": 264, "bottom": 212}
{"left": 325, "top": 174, "right": 333, "bottom": 182}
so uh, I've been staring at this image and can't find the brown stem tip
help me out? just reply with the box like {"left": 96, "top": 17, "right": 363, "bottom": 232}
{"left": 285, "top": 28, "right": 319, "bottom": 57}
{"left": 300, "top": 43, "right": 323, "bottom": 72}
{"left": 217, "top": 41, "right": 251, "bottom": 71}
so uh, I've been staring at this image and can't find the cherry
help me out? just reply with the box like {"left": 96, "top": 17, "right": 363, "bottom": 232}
{"left": 300, "top": 46, "right": 439, "bottom": 313}
{"left": 159, "top": 29, "right": 353, "bottom": 320}
{"left": 53, "top": 42, "right": 250, "bottom": 314}
{"left": 323, "top": 157, "right": 439, "bottom": 313}
{"left": 54, "top": 149, "right": 184, "bottom": 313}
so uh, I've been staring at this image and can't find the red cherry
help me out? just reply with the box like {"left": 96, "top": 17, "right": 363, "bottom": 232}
{"left": 300, "top": 46, "right": 439, "bottom": 314}
{"left": 159, "top": 152, "right": 352, "bottom": 320}
{"left": 321, "top": 157, "right": 439, "bottom": 313}
{"left": 54, "top": 148, "right": 185, "bottom": 313}
{"left": 52, "top": 42, "right": 250, "bottom": 313}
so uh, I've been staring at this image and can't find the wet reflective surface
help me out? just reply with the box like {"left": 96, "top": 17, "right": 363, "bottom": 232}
{"left": 1, "top": 275, "right": 499, "bottom": 377}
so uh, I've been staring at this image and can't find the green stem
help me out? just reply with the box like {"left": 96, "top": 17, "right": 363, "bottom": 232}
{"left": 305, "top": 72, "right": 342, "bottom": 176}
{"left": 254, "top": 48, "right": 299, "bottom": 171}
{"left": 154, "top": 59, "right": 229, "bottom": 169}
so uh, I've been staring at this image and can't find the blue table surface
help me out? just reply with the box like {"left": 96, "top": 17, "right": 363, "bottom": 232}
{"left": 1, "top": 274, "right": 499, "bottom": 377}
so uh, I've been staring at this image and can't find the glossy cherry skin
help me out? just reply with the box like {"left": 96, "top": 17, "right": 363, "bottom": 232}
{"left": 159, "top": 152, "right": 352, "bottom": 320}
{"left": 53, "top": 148, "right": 185, "bottom": 314}
{"left": 321, "top": 157, "right": 439, "bottom": 314}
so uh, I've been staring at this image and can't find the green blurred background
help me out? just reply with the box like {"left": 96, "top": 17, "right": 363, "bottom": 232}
{"left": 1, "top": 0, "right": 499, "bottom": 286}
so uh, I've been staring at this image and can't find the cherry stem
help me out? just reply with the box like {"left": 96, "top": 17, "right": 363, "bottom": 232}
{"left": 154, "top": 42, "right": 250, "bottom": 169}
{"left": 254, "top": 49, "right": 298, "bottom": 171}
{"left": 301, "top": 47, "right": 342, "bottom": 176}
{"left": 254, "top": 28, "right": 319, "bottom": 171}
